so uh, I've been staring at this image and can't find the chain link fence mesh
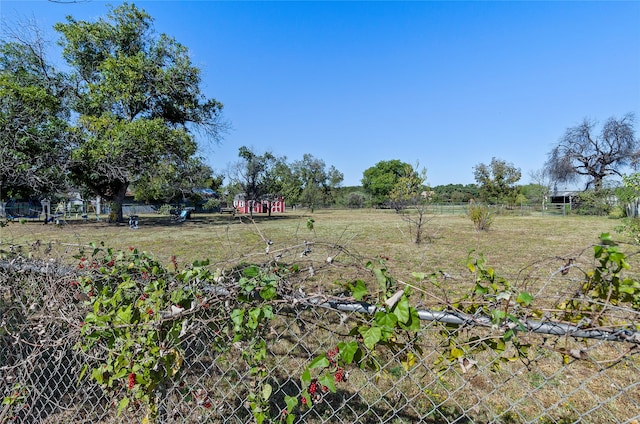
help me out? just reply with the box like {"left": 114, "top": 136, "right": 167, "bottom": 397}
{"left": 2, "top": 252, "right": 639, "bottom": 424}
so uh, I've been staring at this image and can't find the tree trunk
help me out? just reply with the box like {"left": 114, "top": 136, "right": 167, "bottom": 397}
{"left": 593, "top": 175, "right": 603, "bottom": 191}
{"left": 109, "top": 182, "right": 128, "bottom": 223}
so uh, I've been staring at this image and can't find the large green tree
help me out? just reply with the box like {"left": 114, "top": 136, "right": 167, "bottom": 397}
{"left": 272, "top": 159, "right": 302, "bottom": 207}
{"left": 473, "top": 157, "right": 521, "bottom": 204}
{"left": 292, "top": 154, "right": 343, "bottom": 211}
{"left": 132, "top": 157, "right": 214, "bottom": 205}
{"left": 362, "top": 159, "right": 413, "bottom": 206}
{"left": 55, "top": 3, "right": 225, "bottom": 221}
{"left": 0, "top": 23, "right": 71, "bottom": 200}
{"left": 230, "top": 146, "right": 281, "bottom": 216}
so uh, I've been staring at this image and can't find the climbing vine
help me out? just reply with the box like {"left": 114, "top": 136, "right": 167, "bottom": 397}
{"left": 66, "top": 231, "right": 640, "bottom": 423}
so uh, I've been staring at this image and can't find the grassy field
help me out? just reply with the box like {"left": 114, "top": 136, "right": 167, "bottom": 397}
{"left": 2, "top": 209, "right": 639, "bottom": 422}
{"left": 0, "top": 208, "right": 633, "bottom": 302}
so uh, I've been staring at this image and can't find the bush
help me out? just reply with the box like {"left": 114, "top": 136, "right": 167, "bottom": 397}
{"left": 157, "top": 204, "right": 173, "bottom": 215}
{"left": 202, "top": 198, "right": 221, "bottom": 211}
{"left": 609, "top": 206, "right": 626, "bottom": 219}
{"left": 468, "top": 203, "right": 494, "bottom": 231}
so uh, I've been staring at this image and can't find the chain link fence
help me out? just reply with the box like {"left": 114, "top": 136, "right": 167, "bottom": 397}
{"left": 2, "top": 253, "right": 639, "bottom": 424}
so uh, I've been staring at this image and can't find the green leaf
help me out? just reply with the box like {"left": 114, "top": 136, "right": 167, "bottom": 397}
{"left": 284, "top": 394, "right": 298, "bottom": 412}
{"left": 474, "top": 283, "right": 488, "bottom": 295}
{"left": 392, "top": 296, "right": 410, "bottom": 324}
{"left": 503, "top": 329, "right": 515, "bottom": 342}
{"left": 243, "top": 265, "right": 260, "bottom": 278}
{"left": 516, "top": 291, "right": 534, "bottom": 306}
{"left": 261, "top": 383, "right": 272, "bottom": 401}
{"left": 259, "top": 285, "right": 277, "bottom": 300}
{"left": 231, "top": 309, "right": 244, "bottom": 328}
{"left": 248, "top": 307, "right": 262, "bottom": 329}
{"left": 78, "top": 364, "right": 88, "bottom": 382}
{"left": 600, "top": 232, "right": 615, "bottom": 245}
{"left": 374, "top": 311, "right": 398, "bottom": 336}
{"left": 116, "top": 304, "right": 133, "bottom": 324}
{"left": 350, "top": 280, "right": 368, "bottom": 301}
{"left": 301, "top": 368, "right": 311, "bottom": 386}
{"left": 398, "top": 306, "right": 421, "bottom": 332}
{"left": 302, "top": 391, "right": 312, "bottom": 408}
{"left": 373, "top": 268, "right": 387, "bottom": 290}
{"left": 308, "top": 355, "right": 330, "bottom": 370}
{"left": 318, "top": 372, "right": 337, "bottom": 393}
{"left": 361, "top": 326, "right": 382, "bottom": 350}
{"left": 594, "top": 245, "right": 603, "bottom": 257}
{"left": 262, "top": 305, "right": 274, "bottom": 320}
{"left": 91, "top": 367, "right": 105, "bottom": 384}
{"left": 117, "top": 396, "right": 130, "bottom": 415}
{"left": 337, "top": 341, "right": 359, "bottom": 364}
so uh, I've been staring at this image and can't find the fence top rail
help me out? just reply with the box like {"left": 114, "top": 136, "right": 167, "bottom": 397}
{"left": 299, "top": 297, "right": 640, "bottom": 344}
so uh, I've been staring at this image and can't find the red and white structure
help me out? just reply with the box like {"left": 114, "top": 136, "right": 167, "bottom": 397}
{"left": 233, "top": 195, "right": 285, "bottom": 214}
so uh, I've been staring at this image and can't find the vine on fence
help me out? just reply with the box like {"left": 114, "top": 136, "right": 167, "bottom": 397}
{"left": 75, "top": 245, "right": 203, "bottom": 420}
{"left": 71, "top": 242, "right": 428, "bottom": 423}
{"left": 433, "top": 233, "right": 640, "bottom": 373}
{"left": 558, "top": 233, "right": 640, "bottom": 321}
{"left": 73, "top": 242, "right": 298, "bottom": 423}
{"left": 288, "top": 260, "right": 422, "bottom": 421}
{"left": 434, "top": 251, "right": 535, "bottom": 373}
{"left": 5, "top": 221, "right": 633, "bottom": 422}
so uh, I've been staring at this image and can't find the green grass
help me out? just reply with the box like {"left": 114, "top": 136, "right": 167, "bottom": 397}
{"left": 0, "top": 208, "right": 626, "bottom": 281}
{"left": 1, "top": 208, "right": 631, "bottom": 308}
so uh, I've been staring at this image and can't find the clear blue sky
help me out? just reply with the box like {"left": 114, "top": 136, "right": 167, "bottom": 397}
{"left": 2, "top": 1, "right": 639, "bottom": 188}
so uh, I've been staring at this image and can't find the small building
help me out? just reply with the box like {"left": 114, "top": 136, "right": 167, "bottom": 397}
{"left": 234, "top": 194, "right": 285, "bottom": 214}
{"left": 549, "top": 190, "right": 579, "bottom": 206}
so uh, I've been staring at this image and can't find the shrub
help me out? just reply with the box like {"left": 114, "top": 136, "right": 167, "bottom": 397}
{"left": 609, "top": 206, "right": 626, "bottom": 219}
{"left": 157, "top": 204, "right": 173, "bottom": 215}
{"left": 202, "top": 198, "right": 221, "bottom": 211}
{"left": 468, "top": 203, "right": 494, "bottom": 231}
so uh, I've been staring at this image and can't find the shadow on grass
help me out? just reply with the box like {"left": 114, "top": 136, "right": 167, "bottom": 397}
{"left": 31, "top": 213, "right": 304, "bottom": 229}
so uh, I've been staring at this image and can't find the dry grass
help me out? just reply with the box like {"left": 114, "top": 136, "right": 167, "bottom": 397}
{"left": 2, "top": 208, "right": 635, "bottom": 322}
{"left": 2, "top": 209, "right": 639, "bottom": 423}
{"left": 0, "top": 208, "right": 629, "bottom": 293}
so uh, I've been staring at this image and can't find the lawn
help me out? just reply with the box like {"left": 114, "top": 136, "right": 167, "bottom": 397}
{"left": 2, "top": 208, "right": 639, "bottom": 423}
{"left": 0, "top": 208, "right": 631, "bottom": 302}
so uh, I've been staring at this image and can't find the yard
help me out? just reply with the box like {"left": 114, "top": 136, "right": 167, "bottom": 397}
{"left": 1, "top": 209, "right": 639, "bottom": 423}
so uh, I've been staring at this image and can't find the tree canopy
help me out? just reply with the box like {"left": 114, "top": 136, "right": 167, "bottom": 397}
{"left": 546, "top": 114, "right": 639, "bottom": 190}
{"left": 229, "top": 146, "right": 281, "bottom": 216}
{"left": 0, "top": 23, "right": 71, "bottom": 199}
{"left": 291, "top": 154, "right": 343, "bottom": 211}
{"left": 55, "top": 3, "right": 225, "bottom": 220}
{"left": 362, "top": 159, "right": 413, "bottom": 206}
{"left": 430, "top": 184, "right": 478, "bottom": 203}
{"left": 388, "top": 163, "right": 427, "bottom": 211}
{"left": 473, "top": 157, "right": 521, "bottom": 204}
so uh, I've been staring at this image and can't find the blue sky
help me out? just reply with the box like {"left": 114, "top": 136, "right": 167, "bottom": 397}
{"left": 2, "top": 1, "right": 639, "bottom": 188}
